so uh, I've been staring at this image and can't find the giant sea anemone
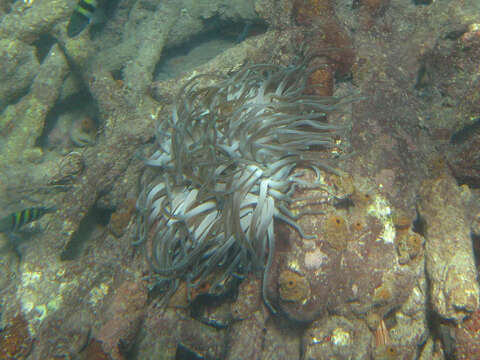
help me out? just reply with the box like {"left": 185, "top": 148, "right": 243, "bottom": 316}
{"left": 136, "top": 60, "right": 352, "bottom": 310}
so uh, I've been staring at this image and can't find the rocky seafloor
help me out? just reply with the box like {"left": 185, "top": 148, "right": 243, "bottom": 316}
{"left": 0, "top": 0, "right": 480, "bottom": 359}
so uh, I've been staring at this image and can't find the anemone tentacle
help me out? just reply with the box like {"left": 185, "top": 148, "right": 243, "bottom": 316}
{"left": 137, "top": 61, "right": 352, "bottom": 309}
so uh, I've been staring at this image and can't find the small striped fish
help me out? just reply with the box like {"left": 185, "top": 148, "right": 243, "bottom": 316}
{"left": 67, "top": 0, "right": 103, "bottom": 38}
{"left": 0, "top": 207, "right": 56, "bottom": 233}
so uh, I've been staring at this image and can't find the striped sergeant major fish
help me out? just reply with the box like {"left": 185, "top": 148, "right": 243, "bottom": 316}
{"left": 0, "top": 207, "right": 56, "bottom": 233}
{"left": 67, "top": 0, "right": 105, "bottom": 38}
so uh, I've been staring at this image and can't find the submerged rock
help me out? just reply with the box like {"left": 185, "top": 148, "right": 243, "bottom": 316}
{"left": 418, "top": 175, "right": 480, "bottom": 322}
{"left": 266, "top": 172, "right": 417, "bottom": 323}
{"left": 0, "top": 39, "right": 39, "bottom": 109}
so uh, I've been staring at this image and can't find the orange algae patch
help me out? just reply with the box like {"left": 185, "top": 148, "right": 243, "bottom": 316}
{"left": 278, "top": 270, "right": 311, "bottom": 303}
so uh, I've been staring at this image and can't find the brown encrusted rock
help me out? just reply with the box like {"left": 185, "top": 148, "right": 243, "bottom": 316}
{"left": 34, "top": 309, "right": 93, "bottom": 359}
{"left": 266, "top": 171, "right": 416, "bottom": 323}
{"left": 417, "top": 175, "right": 480, "bottom": 322}
{"left": 96, "top": 280, "right": 148, "bottom": 359}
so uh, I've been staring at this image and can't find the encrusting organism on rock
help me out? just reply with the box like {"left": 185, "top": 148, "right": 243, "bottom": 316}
{"left": 136, "top": 59, "right": 356, "bottom": 310}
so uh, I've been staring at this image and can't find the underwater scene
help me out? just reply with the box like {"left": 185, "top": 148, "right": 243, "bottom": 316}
{"left": 1, "top": 0, "right": 480, "bottom": 359}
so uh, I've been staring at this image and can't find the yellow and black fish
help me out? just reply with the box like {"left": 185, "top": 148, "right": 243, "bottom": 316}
{"left": 67, "top": 0, "right": 102, "bottom": 38}
{"left": 0, "top": 207, "right": 56, "bottom": 233}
